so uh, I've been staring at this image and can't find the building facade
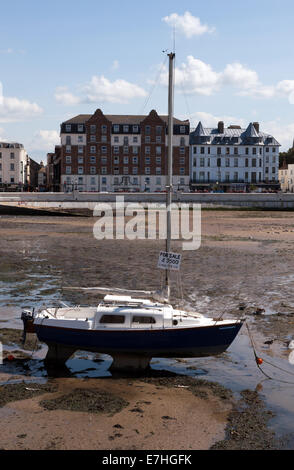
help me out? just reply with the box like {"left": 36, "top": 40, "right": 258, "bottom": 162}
{"left": 0, "top": 142, "right": 30, "bottom": 190}
{"left": 47, "top": 146, "right": 61, "bottom": 191}
{"left": 190, "top": 121, "right": 280, "bottom": 191}
{"left": 59, "top": 109, "right": 190, "bottom": 193}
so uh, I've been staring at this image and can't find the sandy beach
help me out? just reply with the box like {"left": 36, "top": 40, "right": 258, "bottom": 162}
{"left": 1, "top": 209, "right": 294, "bottom": 450}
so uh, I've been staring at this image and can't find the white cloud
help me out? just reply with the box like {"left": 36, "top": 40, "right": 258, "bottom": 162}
{"left": 0, "top": 82, "right": 43, "bottom": 123}
{"left": 55, "top": 87, "right": 81, "bottom": 106}
{"left": 111, "top": 60, "right": 119, "bottom": 71}
{"left": 162, "top": 12, "right": 215, "bottom": 38}
{"left": 159, "top": 56, "right": 221, "bottom": 96}
{"left": 55, "top": 75, "right": 147, "bottom": 105}
{"left": 189, "top": 111, "right": 246, "bottom": 129}
{"left": 158, "top": 56, "right": 284, "bottom": 99}
{"left": 28, "top": 130, "right": 59, "bottom": 152}
{"left": 261, "top": 120, "right": 294, "bottom": 150}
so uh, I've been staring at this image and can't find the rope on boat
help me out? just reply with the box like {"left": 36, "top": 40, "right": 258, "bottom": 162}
{"left": 245, "top": 321, "right": 294, "bottom": 385}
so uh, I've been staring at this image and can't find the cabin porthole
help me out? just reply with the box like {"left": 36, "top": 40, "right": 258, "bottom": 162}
{"left": 173, "top": 320, "right": 178, "bottom": 326}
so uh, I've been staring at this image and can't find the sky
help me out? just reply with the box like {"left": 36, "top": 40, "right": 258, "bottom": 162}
{"left": 1, "top": 0, "right": 294, "bottom": 161}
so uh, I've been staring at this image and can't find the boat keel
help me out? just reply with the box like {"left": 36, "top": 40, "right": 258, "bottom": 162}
{"left": 110, "top": 354, "right": 151, "bottom": 371}
{"left": 44, "top": 342, "right": 76, "bottom": 367}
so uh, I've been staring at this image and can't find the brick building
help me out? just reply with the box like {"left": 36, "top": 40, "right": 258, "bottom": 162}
{"left": 59, "top": 109, "right": 190, "bottom": 192}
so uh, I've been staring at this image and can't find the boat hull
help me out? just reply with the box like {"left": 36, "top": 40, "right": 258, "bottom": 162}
{"left": 35, "top": 322, "right": 243, "bottom": 359}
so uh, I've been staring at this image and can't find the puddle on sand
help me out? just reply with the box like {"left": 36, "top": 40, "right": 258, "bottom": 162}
{"left": 1, "top": 327, "right": 294, "bottom": 448}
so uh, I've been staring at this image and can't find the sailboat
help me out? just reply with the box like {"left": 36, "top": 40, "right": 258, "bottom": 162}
{"left": 21, "top": 52, "right": 243, "bottom": 370}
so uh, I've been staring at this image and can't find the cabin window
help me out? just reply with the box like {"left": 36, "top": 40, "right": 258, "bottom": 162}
{"left": 132, "top": 316, "right": 156, "bottom": 324}
{"left": 100, "top": 315, "right": 125, "bottom": 324}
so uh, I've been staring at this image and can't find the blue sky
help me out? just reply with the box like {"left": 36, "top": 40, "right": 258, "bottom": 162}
{"left": 1, "top": 0, "right": 294, "bottom": 160}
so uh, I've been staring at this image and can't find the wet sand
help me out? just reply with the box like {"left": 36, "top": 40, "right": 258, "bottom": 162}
{"left": 0, "top": 210, "right": 294, "bottom": 449}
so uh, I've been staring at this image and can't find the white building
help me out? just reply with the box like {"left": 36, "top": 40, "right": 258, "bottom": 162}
{"left": 0, "top": 142, "right": 30, "bottom": 190}
{"left": 190, "top": 122, "right": 280, "bottom": 191}
{"left": 279, "top": 163, "right": 294, "bottom": 192}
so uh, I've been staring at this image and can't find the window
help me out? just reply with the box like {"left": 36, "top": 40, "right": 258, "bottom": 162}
{"left": 133, "top": 146, "right": 138, "bottom": 154}
{"left": 180, "top": 147, "right": 185, "bottom": 154}
{"left": 90, "top": 146, "right": 96, "bottom": 153}
{"left": 114, "top": 156, "right": 119, "bottom": 164}
{"left": 90, "top": 156, "right": 96, "bottom": 163}
{"left": 78, "top": 124, "right": 83, "bottom": 132}
{"left": 145, "top": 157, "right": 150, "bottom": 164}
{"left": 245, "top": 158, "right": 249, "bottom": 167}
{"left": 101, "top": 146, "right": 107, "bottom": 154}
{"left": 10, "top": 152, "right": 15, "bottom": 159}
{"left": 91, "top": 177, "right": 96, "bottom": 185}
{"left": 114, "top": 146, "right": 119, "bottom": 154}
{"left": 234, "top": 158, "right": 238, "bottom": 167}
{"left": 272, "top": 147, "right": 276, "bottom": 153}
{"left": 145, "top": 136, "right": 150, "bottom": 143}
{"left": 253, "top": 148, "right": 256, "bottom": 155}
{"left": 66, "top": 166, "right": 71, "bottom": 174}
{"left": 226, "top": 147, "right": 230, "bottom": 155}
{"left": 101, "top": 135, "right": 107, "bottom": 143}
{"left": 78, "top": 146, "right": 83, "bottom": 154}
{"left": 113, "top": 125, "right": 119, "bottom": 133}
{"left": 193, "top": 147, "right": 197, "bottom": 154}
{"left": 65, "top": 124, "right": 71, "bottom": 132}
{"left": 132, "top": 167, "right": 138, "bottom": 174}
{"left": 234, "top": 172, "right": 238, "bottom": 181}
{"left": 234, "top": 147, "right": 238, "bottom": 155}
{"left": 156, "top": 146, "right": 161, "bottom": 155}
{"left": 66, "top": 145, "right": 71, "bottom": 153}
{"left": 145, "top": 167, "right": 150, "bottom": 174}
{"left": 156, "top": 177, "right": 161, "bottom": 185}
{"left": 217, "top": 147, "right": 222, "bottom": 155}
{"left": 180, "top": 126, "right": 185, "bottom": 134}
{"left": 145, "top": 125, "right": 151, "bottom": 135}
{"left": 102, "top": 177, "right": 107, "bottom": 185}
{"left": 123, "top": 167, "right": 128, "bottom": 174}
{"left": 133, "top": 125, "right": 139, "bottom": 133}
{"left": 266, "top": 147, "right": 269, "bottom": 153}
{"left": 123, "top": 136, "right": 129, "bottom": 145}
{"left": 156, "top": 157, "right": 161, "bottom": 164}
{"left": 123, "top": 125, "right": 129, "bottom": 133}
{"left": 101, "top": 125, "right": 107, "bottom": 134}
{"left": 78, "top": 167, "right": 84, "bottom": 174}
{"left": 132, "top": 316, "right": 156, "bottom": 324}
{"left": 114, "top": 136, "right": 119, "bottom": 143}
{"left": 133, "top": 136, "right": 138, "bottom": 143}
{"left": 0, "top": 152, "right": 2, "bottom": 159}
{"left": 10, "top": 177, "right": 15, "bottom": 183}
{"left": 145, "top": 146, "right": 150, "bottom": 154}
{"left": 225, "top": 158, "right": 230, "bottom": 167}
{"left": 133, "top": 156, "right": 138, "bottom": 164}
{"left": 90, "top": 125, "right": 96, "bottom": 134}
{"left": 156, "top": 126, "right": 162, "bottom": 135}
{"left": 252, "top": 158, "right": 256, "bottom": 167}
{"left": 101, "top": 167, "right": 107, "bottom": 174}
{"left": 100, "top": 315, "right": 125, "bottom": 324}
{"left": 245, "top": 148, "right": 249, "bottom": 155}
{"left": 66, "top": 136, "right": 71, "bottom": 145}
{"left": 90, "top": 167, "right": 96, "bottom": 174}
{"left": 66, "top": 156, "right": 71, "bottom": 163}
{"left": 156, "top": 136, "right": 161, "bottom": 143}
{"left": 180, "top": 167, "right": 185, "bottom": 175}
{"left": 123, "top": 156, "right": 129, "bottom": 164}
{"left": 101, "top": 157, "right": 107, "bottom": 164}
{"left": 78, "top": 136, "right": 83, "bottom": 143}
{"left": 10, "top": 163, "right": 15, "bottom": 171}
{"left": 156, "top": 167, "right": 161, "bottom": 175}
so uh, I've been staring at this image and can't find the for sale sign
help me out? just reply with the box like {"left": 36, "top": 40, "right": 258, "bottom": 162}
{"left": 157, "top": 251, "right": 182, "bottom": 271}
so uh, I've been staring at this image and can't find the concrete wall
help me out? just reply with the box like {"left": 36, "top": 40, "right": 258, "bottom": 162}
{"left": 1, "top": 191, "right": 294, "bottom": 209}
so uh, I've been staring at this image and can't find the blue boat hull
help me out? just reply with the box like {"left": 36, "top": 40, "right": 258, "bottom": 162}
{"left": 35, "top": 322, "right": 243, "bottom": 359}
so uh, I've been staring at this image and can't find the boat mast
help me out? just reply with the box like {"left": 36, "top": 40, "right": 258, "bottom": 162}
{"left": 165, "top": 52, "right": 175, "bottom": 301}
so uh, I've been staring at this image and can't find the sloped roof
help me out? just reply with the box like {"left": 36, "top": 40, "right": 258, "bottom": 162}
{"left": 190, "top": 122, "right": 280, "bottom": 145}
{"left": 63, "top": 113, "right": 189, "bottom": 125}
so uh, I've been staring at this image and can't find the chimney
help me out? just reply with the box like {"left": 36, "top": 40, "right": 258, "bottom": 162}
{"left": 217, "top": 121, "right": 224, "bottom": 133}
{"left": 253, "top": 122, "right": 260, "bottom": 133}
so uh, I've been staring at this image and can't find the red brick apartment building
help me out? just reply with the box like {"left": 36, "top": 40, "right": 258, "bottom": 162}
{"left": 59, "top": 109, "right": 190, "bottom": 192}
